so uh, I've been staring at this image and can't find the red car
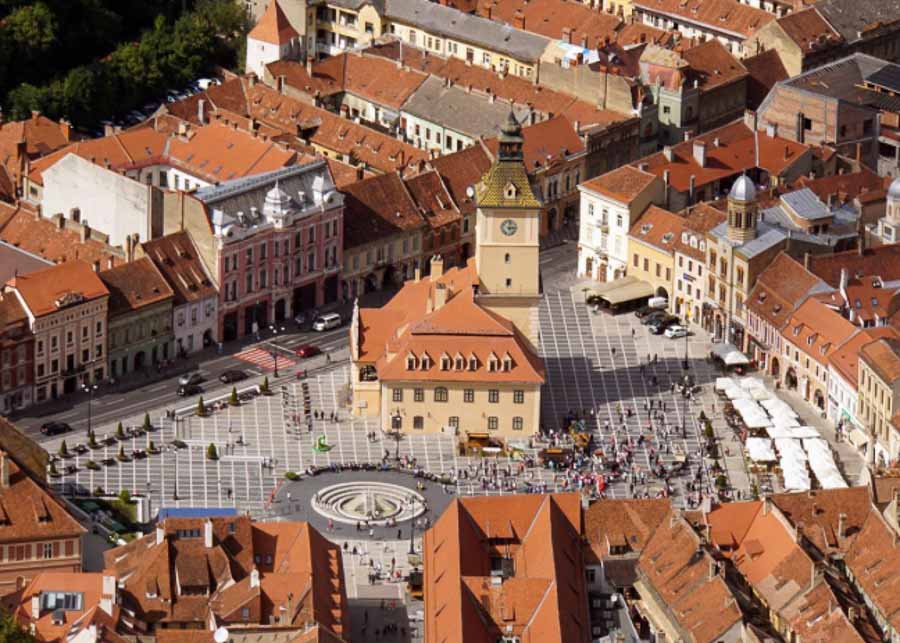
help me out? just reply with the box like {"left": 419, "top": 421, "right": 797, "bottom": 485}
{"left": 295, "top": 344, "right": 321, "bottom": 358}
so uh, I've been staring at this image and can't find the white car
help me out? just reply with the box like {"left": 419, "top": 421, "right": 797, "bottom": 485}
{"left": 665, "top": 325, "right": 688, "bottom": 339}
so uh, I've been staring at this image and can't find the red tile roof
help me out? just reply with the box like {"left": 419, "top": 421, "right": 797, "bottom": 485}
{"left": 680, "top": 39, "right": 748, "bottom": 91}
{"left": 628, "top": 205, "right": 685, "bottom": 255}
{"left": 423, "top": 494, "right": 589, "bottom": 643}
{"left": 476, "top": 0, "right": 622, "bottom": 47}
{"left": 302, "top": 53, "right": 430, "bottom": 110}
{"left": 775, "top": 7, "right": 842, "bottom": 51}
{"left": 793, "top": 168, "right": 886, "bottom": 204}
{"left": 483, "top": 116, "right": 584, "bottom": 173}
{"left": 859, "top": 337, "right": 900, "bottom": 383}
{"left": 843, "top": 509, "right": 900, "bottom": 634}
{"left": 428, "top": 143, "right": 493, "bottom": 215}
{"left": 13, "top": 572, "right": 108, "bottom": 642}
{"left": 633, "top": 0, "right": 774, "bottom": 37}
{"left": 140, "top": 231, "right": 217, "bottom": 306}
{"left": 746, "top": 252, "right": 822, "bottom": 330}
{"left": 583, "top": 498, "right": 669, "bottom": 563}
{"left": 770, "top": 487, "right": 874, "bottom": 556}
{"left": 0, "top": 113, "right": 71, "bottom": 197}
{"left": 98, "top": 257, "right": 174, "bottom": 316}
{"left": 8, "top": 260, "right": 108, "bottom": 318}
{"left": 341, "top": 171, "right": 425, "bottom": 249}
{"left": 808, "top": 245, "right": 900, "bottom": 287}
{"left": 829, "top": 328, "right": 900, "bottom": 388}
{"left": 743, "top": 49, "right": 789, "bottom": 109}
{"left": 783, "top": 297, "right": 856, "bottom": 365}
{"left": 248, "top": 0, "right": 298, "bottom": 45}
{"left": 674, "top": 203, "right": 726, "bottom": 260}
{"left": 580, "top": 164, "right": 659, "bottom": 204}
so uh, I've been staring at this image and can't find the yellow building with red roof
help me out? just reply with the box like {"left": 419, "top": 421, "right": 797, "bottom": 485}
{"left": 349, "top": 114, "right": 544, "bottom": 441}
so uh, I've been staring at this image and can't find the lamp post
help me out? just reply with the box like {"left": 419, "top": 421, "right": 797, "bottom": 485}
{"left": 408, "top": 493, "right": 417, "bottom": 555}
{"left": 146, "top": 481, "right": 152, "bottom": 523}
{"left": 682, "top": 328, "right": 690, "bottom": 370}
{"left": 268, "top": 325, "right": 286, "bottom": 377}
{"left": 82, "top": 383, "right": 98, "bottom": 436}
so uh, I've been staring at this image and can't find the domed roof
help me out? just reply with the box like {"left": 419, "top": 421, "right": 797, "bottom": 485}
{"left": 263, "top": 181, "right": 293, "bottom": 218}
{"left": 888, "top": 176, "right": 900, "bottom": 201}
{"left": 729, "top": 175, "right": 757, "bottom": 203}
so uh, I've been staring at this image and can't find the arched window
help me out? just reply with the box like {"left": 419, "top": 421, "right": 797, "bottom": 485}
{"left": 434, "top": 387, "right": 448, "bottom": 402}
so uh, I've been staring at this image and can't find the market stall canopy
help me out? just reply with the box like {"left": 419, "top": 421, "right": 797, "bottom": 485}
{"left": 711, "top": 343, "right": 750, "bottom": 366}
{"left": 803, "top": 438, "right": 847, "bottom": 489}
{"left": 747, "top": 437, "right": 777, "bottom": 462}
{"left": 601, "top": 280, "right": 655, "bottom": 306}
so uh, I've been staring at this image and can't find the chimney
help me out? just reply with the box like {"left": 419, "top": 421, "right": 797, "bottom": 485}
{"left": 762, "top": 497, "right": 770, "bottom": 516}
{"left": 709, "top": 559, "right": 717, "bottom": 579}
{"left": 204, "top": 519, "right": 213, "bottom": 548}
{"left": 766, "top": 122, "right": 777, "bottom": 138}
{"left": 156, "top": 525, "right": 165, "bottom": 545}
{"left": 356, "top": 165, "right": 364, "bottom": 181}
{"left": 31, "top": 595, "right": 39, "bottom": 621}
{"left": 434, "top": 283, "right": 448, "bottom": 309}
{"left": 562, "top": 27, "right": 573, "bottom": 44}
{"left": 837, "top": 513, "right": 847, "bottom": 541}
{"left": 0, "top": 451, "right": 9, "bottom": 488}
{"left": 277, "top": 75, "right": 286, "bottom": 95}
{"left": 248, "top": 74, "right": 257, "bottom": 87}
{"left": 31, "top": 110, "right": 40, "bottom": 122}
{"left": 804, "top": 252, "right": 810, "bottom": 270}
{"left": 198, "top": 99, "right": 206, "bottom": 125}
{"left": 513, "top": 9, "right": 525, "bottom": 29}
{"left": 250, "top": 567, "right": 260, "bottom": 588}
{"left": 56, "top": 214, "right": 65, "bottom": 229}
{"left": 60, "top": 118, "right": 71, "bottom": 142}
{"left": 689, "top": 175, "right": 696, "bottom": 202}
{"left": 430, "top": 254, "right": 444, "bottom": 281}
{"left": 414, "top": 266, "right": 421, "bottom": 282}
{"left": 692, "top": 140, "right": 706, "bottom": 167}
{"left": 662, "top": 146, "right": 673, "bottom": 162}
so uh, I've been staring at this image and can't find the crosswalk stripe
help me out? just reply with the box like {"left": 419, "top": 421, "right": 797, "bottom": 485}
{"left": 235, "top": 347, "right": 297, "bottom": 371}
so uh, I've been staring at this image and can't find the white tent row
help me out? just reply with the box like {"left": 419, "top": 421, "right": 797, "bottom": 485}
{"left": 739, "top": 377, "right": 767, "bottom": 392}
{"left": 732, "top": 399, "right": 772, "bottom": 429}
{"left": 766, "top": 425, "right": 820, "bottom": 439}
{"left": 711, "top": 343, "right": 750, "bottom": 366}
{"left": 760, "top": 398, "right": 799, "bottom": 419}
{"left": 746, "top": 437, "right": 777, "bottom": 462}
{"left": 803, "top": 438, "right": 848, "bottom": 489}
{"left": 775, "top": 438, "right": 811, "bottom": 491}
{"left": 771, "top": 415, "right": 801, "bottom": 430}
{"left": 725, "top": 385, "right": 752, "bottom": 401}
{"left": 715, "top": 377, "right": 733, "bottom": 392}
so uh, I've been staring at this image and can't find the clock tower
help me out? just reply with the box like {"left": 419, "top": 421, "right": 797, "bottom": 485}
{"left": 474, "top": 112, "right": 541, "bottom": 350}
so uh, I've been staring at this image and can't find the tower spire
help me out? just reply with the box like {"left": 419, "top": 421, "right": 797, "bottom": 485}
{"left": 498, "top": 110, "right": 523, "bottom": 161}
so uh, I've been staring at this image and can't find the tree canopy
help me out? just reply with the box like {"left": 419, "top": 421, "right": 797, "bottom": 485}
{"left": 1, "top": 0, "right": 248, "bottom": 128}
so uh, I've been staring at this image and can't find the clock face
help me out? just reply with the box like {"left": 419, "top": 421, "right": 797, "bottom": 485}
{"left": 500, "top": 219, "right": 518, "bottom": 236}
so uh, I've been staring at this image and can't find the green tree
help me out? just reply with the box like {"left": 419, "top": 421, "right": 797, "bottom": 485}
{"left": 261, "top": 376, "right": 269, "bottom": 394}
{"left": 0, "top": 609, "right": 39, "bottom": 642}
{"left": 6, "top": 2, "right": 58, "bottom": 54}
{"left": 197, "top": 396, "right": 205, "bottom": 417}
{"left": 118, "top": 489, "right": 132, "bottom": 504}
{"left": 206, "top": 443, "right": 218, "bottom": 460}
{"left": 229, "top": 386, "right": 239, "bottom": 406}
{"left": 143, "top": 412, "right": 152, "bottom": 431}
{"left": 118, "top": 445, "right": 126, "bottom": 460}
{"left": 116, "top": 422, "right": 125, "bottom": 440}
{"left": 58, "top": 440, "right": 68, "bottom": 457}
{"left": 88, "top": 430, "right": 98, "bottom": 448}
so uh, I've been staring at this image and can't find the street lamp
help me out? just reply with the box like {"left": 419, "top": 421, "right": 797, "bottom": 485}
{"left": 146, "top": 481, "right": 152, "bottom": 523}
{"left": 82, "top": 383, "right": 99, "bottom": 437}
{"left": 682, "top": 328, "right": 690, "bottom": 370}
{"left": 408, "top": 493, "right": 417, "bottom": 555}
{"left": 269, "top": 325, "right": 286, "bottom": 377}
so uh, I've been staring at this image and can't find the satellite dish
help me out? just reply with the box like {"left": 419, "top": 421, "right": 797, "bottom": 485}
{"left": 465, "top": 185, "right": 475, "bottom": 199}
{"left": 214, "top": 627, "right": 229, "bottom": 643}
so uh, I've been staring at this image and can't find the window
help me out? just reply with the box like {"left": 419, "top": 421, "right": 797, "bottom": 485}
{"left": 406, "top": 355, "right": 416, "bottom": 370}
{"left": 414, "top": 388, "right": 424, "bottom": 402}
{"left": 41, "top": 591, "right": 83, "bottom": 611}
{"left": 633, "top": 254, "right": 639, "bottom": 268}
{"left": 455, "top": 356, "right": 464, "bottom": 370}
{"left": 448, "top": 416, "right": 459, "bottom": 429}
{"left": 513, "top": 390, "right": 524, "bottom": 404}
{"left": 643, "top": 258, "right": 649, "bottom": 271}
{"left": 487, "top": 416, "right": 498, "bottom": 431}
{"left": 505, "top": 278, "right": 512, "bottom": 288}
{"left": 246, "top": 273, "right": 253, "bottom": 293}
{"left": 482, "top": 52, "right": 491, "bottom": 66}
{"left": 392, "top": 388, "right": 403, "bottom": 402}
{"left": 512, "top": 417, "right": 523, "bottom": 431}
{"left": 504, "top": 253, "right": 511, "bottom": 263}
{"left": 488, "top": 389, "right": 499, "bottom": 403}
{"left": 241, "top": 607, "right": 250, "bottom": 620}
{"left": 434, "top": 387, "right": 448, "bottom": 402}
{"left": 464, "top": 389, "right": 474, "bottom": 403}
{"left": 413, "top": 415, "right": 424, "bottom": 429}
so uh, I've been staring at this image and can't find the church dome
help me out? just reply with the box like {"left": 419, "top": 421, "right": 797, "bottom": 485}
{"left": 729, "top": 175, "right": 757, "bottom": 203}
{"left": 888, "top": 176, "right": 900, "bottom": 201}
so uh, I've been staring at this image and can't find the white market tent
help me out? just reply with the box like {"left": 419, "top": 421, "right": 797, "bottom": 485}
{"left": 739, "top": 377, "right": 767, "bottom": 391}
{"left": 732, "top": 399, "right": 771, "bottom": 429}
{"left": 725, "top": 385, "right": 752, "bottom": 401}
{"left": 711, "top": 343, "right": 750, "bottom": 366}
{"left": 775, "top": 438, "right": 810, "bottom": 491}
{"left": 803, "top": 438, "right": 847, "bottom": 489}
{"left": 761, "top": 398, "right": 798, "bottom": 419}
{"left": 765, "top": 424, "right": 796, "bottom": 439}
{"left": 715, "top": 377, "right": 733, "bottom": 392}
{"left": 789, "top": 426, "right": 822, "bottom": 439}
{"left": 771, "top": 415, "right": 801, "bottom": 430}
{"left": 746, "top": 437, "right": 777, "bottom": 462}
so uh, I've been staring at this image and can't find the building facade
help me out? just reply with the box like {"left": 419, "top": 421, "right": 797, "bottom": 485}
{"left": 858, "top": 338, "right": 900, "bottom": 467}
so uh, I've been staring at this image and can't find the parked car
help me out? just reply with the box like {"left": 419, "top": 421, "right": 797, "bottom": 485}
{"left": 648, "top": 296, "right": 669, "bottom": 309}
{"left": 664, "top": 325, "right": 689, "bottom": 339}
{"left": 178, "top": 372, "right": 203, "bottom": 387}
{"left": 649, "top": 316, "right": 679, "bottom": 334}
{"left": 219, "top": 370, "right": 247, "bottom": 384}
{"left": 312, "top": 313, "right": 341, "bottom": 331}
{"left": 41, "top": 421, "right": 72, "bottom": 436}
{"left": 177, "top": 383, "right": 202, "bottom": 397}
{"left": 634, "top": 305, "right": 657, "bottom": 319}
{"left": 294, "top": 312, "right": 307, "bottom": 326}
{"left": 296, "top": 344, "right": 321, "bottom": 358}
{"left": 640, "top": 310, "right": 669, "bottom": 325}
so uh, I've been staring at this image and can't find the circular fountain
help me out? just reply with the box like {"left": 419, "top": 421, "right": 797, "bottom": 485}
{"left": 311, "top": 481, "right": 426, "bottom": 526}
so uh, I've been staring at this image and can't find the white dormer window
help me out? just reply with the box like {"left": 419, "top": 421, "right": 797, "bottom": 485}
{"left": 487, "top": 352, "right": 499, "bottom": 372}
{"left": 699, "top": 241, "right": 706, "bottom": 251}
{"left": 681, "top": 232, "right": 688, "bottom": 244}
{"left": 454, "top": 353, "right": 464, "bottom": 370}
{"left": 690, "top": 236, "right": 698, "bottom": 248}
{"left": 406, "top": 354, "right": 417, "bottom": 370}
{"left": 468, "top": 354, "right": 478, "bottom": 371}
{"left": 420, "top": 353, "right": 431, "bottom": 370}
{"left": 503, "top": 353, "right": 513, "bottom": 372}
{"left": 504, "top": 182, "right": 518, "bottom": 198}
{"left": 441, "top": 354, "right": 451, "bottom": 370}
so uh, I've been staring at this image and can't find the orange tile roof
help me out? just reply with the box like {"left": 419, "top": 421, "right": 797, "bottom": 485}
{"left": 746, "top": 252, "right": 822, "bottom": 330}
{"left": 636, "top": 120, "right": 809, "bottom": 193}
{"left": 770, "top": 487, "right": 873, "bottom": 555}
{"left": 483, "top": 116, "right": 585, "bottom": 173}
{"left": 638, "top": 511, "right": 744, "bottom": 642}
{"left": 743, "top": 49, "right": 789, "bottom": 109}
{"left": 14, "top": 572, "right": 105, "bottom": 642}
{"left": 140, "top": 231, "right": 217, "bottom": 306}
{"left": 248, "top": 0, "right": 298, "bottom": 45}
{"left": 859, "top": 337, "right": 900, "bottom": 383}
{"left": 633, "top": 0, "right": 774, "bottom": 37}
{"left": 775, "top": 7, "right": 842, "bottom": 51}
{"left": 829, "top": 328, "right": 900, "bottom": 388}
{"left": 341, "top": 171, "right": 425, "bottom": 249}
{"left": 8, "top": 260, "right": 108, "bottom": 318}
{"left": 843, "top": 509, "right": 900, "bottom": 634}
{"left": 783, "top": 297, "right": 856, "bottom": 365}
{"left": 615, "top": 21, "right": 676, "bottom": 46}
{"left": 674, "top": 202, "right": 726, "bottom": 260}
{"left": 423, "top": 494, "right": 589, "bottom": 643}
{"left": 583, "top": 498, "right": 669, "bottom": 563}
{"left": 367, "top": 261, "right": 545, "bottom": 384}
{"left": 404, "top": 170, "right": 461, "bottom": 229}
{"left": 428, "top": 143, "right": 493, "bottom": 215}
{"left": 98, "top": 257, "right": 174, "bottom": 316}
{"left": 0, "top": 113, "right": 71, "bottom": 190}
{"left": 477, "top": 0, "right": 622, "bottom": 48}
{"left": 306, "top": 53, "right": 430, "bottom": 110}
{"left": 0, "top": 453, "right": 85, "bottom": 543}
{"left": 580, "top": 164, "right": 659, "bottom": 204}
{"left": 628, "top": 205, "right": 684, "bottom": 255}
{"left": 680, "top": 39, "right": 748, "bottom": 91}
{"left": 704, "top": 499, "right": 761, "bottom": 549}
{"left": 794, "top": 168, "right": 886, "bottom": 204}
{"left": 808, "top": 245, "right": 900, "bottom": 287}
{"left": 0, "top": 202, "right": 121, "bottom": 267}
